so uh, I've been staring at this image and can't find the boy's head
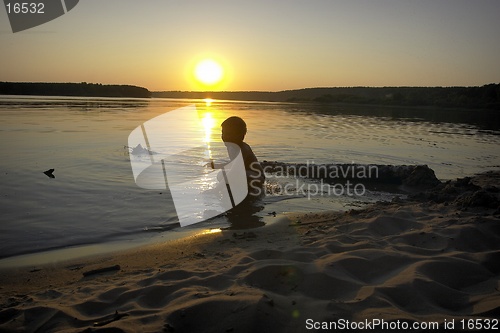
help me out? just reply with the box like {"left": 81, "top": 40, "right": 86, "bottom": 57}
{"left": 221, "top": 116, "right": 247, "bottom": 143}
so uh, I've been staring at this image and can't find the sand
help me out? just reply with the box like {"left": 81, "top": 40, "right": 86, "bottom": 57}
{"left": 1, "top": 171, "right": 499, "bottom": 332}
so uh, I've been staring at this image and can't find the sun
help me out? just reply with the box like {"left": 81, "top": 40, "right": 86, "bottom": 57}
{"left": 194, "top": 59, "right": 224, "bottom": 86}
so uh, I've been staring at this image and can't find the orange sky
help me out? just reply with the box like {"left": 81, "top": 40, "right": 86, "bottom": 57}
{"left": 1, "top": 0, "right": 499, "bottom": 91}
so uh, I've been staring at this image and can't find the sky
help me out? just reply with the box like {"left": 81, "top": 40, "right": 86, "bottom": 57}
{"left": 1, "top": 0, "right": 499, "bottom": 91}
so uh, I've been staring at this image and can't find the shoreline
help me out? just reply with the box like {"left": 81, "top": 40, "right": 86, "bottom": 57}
{"left": 0, "top": 178, "right": 398, "bottom": 267}
{"left": 1, "top": 171, "right": 499, "bottom": 332}
{"left": 0, "top": 227, "right": 201, "bottom": 269}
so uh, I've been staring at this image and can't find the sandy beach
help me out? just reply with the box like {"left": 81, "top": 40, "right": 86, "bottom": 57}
{"left": 1, "top": 171, "right": 499, "bottom": 332}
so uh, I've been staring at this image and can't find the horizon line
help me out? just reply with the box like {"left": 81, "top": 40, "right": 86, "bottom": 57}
{"left": 153, "top": 83, "right": 499, "bottom": 93}
{"left": 2, "top": 81, "right": 499, "bottom": 93}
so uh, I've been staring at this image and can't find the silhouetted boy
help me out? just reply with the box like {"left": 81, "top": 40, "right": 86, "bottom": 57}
{"left": 215, "top": 116, "right": 265, "bottom": 198}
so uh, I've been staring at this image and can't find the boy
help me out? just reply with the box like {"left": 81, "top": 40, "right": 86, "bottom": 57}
{"left": 214, "top": 116, "right": 265, "bottom": 198}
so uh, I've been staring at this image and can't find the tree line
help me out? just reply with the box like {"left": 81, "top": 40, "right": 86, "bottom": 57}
{"left": 154, "top": 84, "right": 500, "bottom": 110}
{"left": 296, "top": 84, "right": 500, "bottom": 110}
{"left": 2, "top": 82, "right": 498, "bottom": 110}
{"left": 0, "top": 82, "right": 151, "bottom": 98}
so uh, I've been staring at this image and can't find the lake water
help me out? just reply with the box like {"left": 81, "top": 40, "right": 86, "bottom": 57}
{"left": 1, "top": 96, "right": 499, "bottom": 262}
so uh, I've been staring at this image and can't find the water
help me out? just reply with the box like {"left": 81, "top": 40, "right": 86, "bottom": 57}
{"left": 1, "top": 95, "right": 499, "bottom": 260}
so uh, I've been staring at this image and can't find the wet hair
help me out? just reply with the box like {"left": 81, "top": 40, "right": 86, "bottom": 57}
{"left": 221, "top": 116, "right": 247, "bottom": 140}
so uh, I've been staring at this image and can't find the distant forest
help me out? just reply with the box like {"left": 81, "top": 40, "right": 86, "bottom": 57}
{"left": 2, "top": 82, "right": 499, "bottom": 110}
{"left": 0, "top": 82, "right": 151, "bottom": 98}
{"left": 154, "top": 84, "right": 500, "bottom": 110}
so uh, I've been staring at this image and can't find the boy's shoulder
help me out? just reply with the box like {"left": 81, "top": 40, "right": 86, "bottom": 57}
{"left": 240, "top": 141, "right": 252, "bottom": 149}
{"left": 240, "top": 141, "right": 256, "bottom": 154}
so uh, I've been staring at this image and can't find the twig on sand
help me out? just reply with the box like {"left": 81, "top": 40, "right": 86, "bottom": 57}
{"left": 82, "top": 264, "right": 121, "bottom": 277}
{"left": 93, "top": 310, "right": 129, "bottom": 327}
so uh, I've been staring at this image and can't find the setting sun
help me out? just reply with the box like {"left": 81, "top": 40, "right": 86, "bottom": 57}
{"left": 194, "top": 59, "right": 224, "bottom": 86}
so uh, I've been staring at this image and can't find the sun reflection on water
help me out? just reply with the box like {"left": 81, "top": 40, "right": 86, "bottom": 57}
{"left": 201, "top": 112, "right": 216, "bottom": 143}
{"left": 204, "top": 98, "right": 214, "bottom": 107}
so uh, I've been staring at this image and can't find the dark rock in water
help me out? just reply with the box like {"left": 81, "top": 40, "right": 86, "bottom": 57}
{"left": 43, "top": 168, "right": 55, "bottom": 178}
{"left": 260, "top": 161, "right": 440, "bottom": 189}
{"left": 402, "top": 165, "right": 441, "bottom": 188}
